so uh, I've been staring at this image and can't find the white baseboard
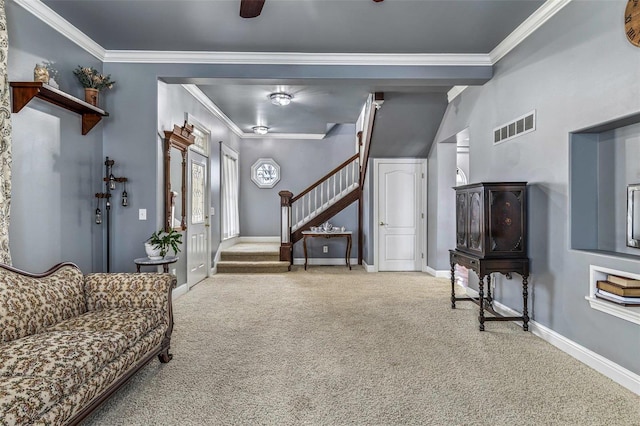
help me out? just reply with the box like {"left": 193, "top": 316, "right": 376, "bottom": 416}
{"left": 293, "top": 257, "right": 358, "bottom": 266}
{"left": 172, "top": 282, "right": 189, "bottom": 300}
{"left": 425, "top": 266, "right": 449, "bottom": 278}
{"left": 462, "top": 287, "right": 640, "bottom": 396}
{"left": 362, "top": 260, "right": 376, "bottom": 272}
{"left": 212, "top": 237, "right": 240, "bottom": 274}
{"left": 239, "top": 236, "right": 280, "bottom": 243}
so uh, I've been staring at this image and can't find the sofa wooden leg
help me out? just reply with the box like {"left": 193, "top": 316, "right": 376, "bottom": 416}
{"left": 158, "top": 348, "right": 173, "bottom": 363}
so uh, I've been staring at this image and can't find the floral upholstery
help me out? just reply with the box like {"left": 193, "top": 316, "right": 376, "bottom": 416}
{"left": 33, "top": 328, "right": 165, "bottom": 426}
{"left": 84, "top": 273, "right": 172, "bottom": 322}
{"left": 0, "top": 376, "right": 66, "bottom": 425}
{"left": 48, "top": 308, "right": 163, "bottom": 342}
{"left": 0, "top": 264, "right": 174, "bottom": 426}
{"left": 0, "top": 264, "right": 85, "bottom": 343}
{"left": 0, "top": 331, "right": 128, "bottom": 394}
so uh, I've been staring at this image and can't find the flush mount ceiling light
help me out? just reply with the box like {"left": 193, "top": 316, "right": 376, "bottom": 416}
{"left": 252, "top": 126, "right": 269, "bottom": 135}
{"left": 269, "top": 92, "right": 292, "bottom": 106}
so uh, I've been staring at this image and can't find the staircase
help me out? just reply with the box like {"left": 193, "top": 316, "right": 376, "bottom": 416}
{"left": 217, "top": 242, "right": 290, "bottom": 273}
{"left": 278, "top": 92, "right": 383, "bottom": 266}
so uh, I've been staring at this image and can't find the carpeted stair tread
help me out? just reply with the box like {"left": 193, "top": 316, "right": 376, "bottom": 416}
{"left": 220, "top": 252, "right": 280, "bottom": 262}
{"left": 217, "top": 260, "right": 289, "bottom": 273}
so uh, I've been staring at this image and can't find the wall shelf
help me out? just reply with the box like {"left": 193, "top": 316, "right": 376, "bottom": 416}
{"left": 10, "top": 82, "right": 109, "bottom": 135}
{"left": 587, "top": 265, "right": 640, "bottom": 325}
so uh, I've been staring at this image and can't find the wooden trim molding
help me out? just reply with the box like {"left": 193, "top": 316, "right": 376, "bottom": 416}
{"left": 163, "top": 123, "right": 195, "bottom": 231}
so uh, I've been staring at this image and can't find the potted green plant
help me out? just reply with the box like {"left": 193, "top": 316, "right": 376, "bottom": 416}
{"left": 145, "top": 229, "right": 182, "bottom": 260}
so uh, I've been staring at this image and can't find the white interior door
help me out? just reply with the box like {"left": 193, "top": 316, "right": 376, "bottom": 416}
{"left": 187, "top": 151, "right": 209, "bottom": 287}
{"left": 376, "top": 160, "right": 424, "bottom": 271}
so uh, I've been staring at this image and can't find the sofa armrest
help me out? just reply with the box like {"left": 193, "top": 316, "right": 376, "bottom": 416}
{"left": 84, "top": 273, "right": 175, "bottom": 318}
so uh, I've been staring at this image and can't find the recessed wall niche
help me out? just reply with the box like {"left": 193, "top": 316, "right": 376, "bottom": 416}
{"left": 570, "top": 113, "right": 640, "bottom": 257}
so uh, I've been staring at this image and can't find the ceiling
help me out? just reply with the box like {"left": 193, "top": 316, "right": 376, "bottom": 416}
{"left": 40, "top": 0, "right": 547, "bottom": 137}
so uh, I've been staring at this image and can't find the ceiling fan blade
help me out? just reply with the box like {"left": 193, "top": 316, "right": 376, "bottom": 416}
{"left": 240, "top": 0, "right": 265, "bottom": 18}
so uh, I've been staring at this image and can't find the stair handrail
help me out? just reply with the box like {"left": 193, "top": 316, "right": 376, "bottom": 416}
{"left": 278, "top": 154, "right": 360, "bottom": 263}
{"left": 359, "top": 92, "right": 383, "bottom": 187}
{"left": 291, "top": 153, "right": 360, "bottom": 204}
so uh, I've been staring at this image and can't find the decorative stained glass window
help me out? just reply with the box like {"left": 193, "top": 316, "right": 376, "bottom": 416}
{"left": 191, "top": 162, "right": 205, "bottom": 224}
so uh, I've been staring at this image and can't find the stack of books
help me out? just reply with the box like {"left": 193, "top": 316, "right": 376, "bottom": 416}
{"left": 595, "top": 275, "right": 640, "bottom": 306}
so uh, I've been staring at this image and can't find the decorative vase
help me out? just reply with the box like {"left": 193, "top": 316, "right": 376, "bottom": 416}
{"left": 34, "top": 64, "right": 49, "bottom": 84}
{"left": 84, "top": 88, "right": 99, "bottom": 107}
{"left": 144, "top": 242, "right": 162, "bottom": 260}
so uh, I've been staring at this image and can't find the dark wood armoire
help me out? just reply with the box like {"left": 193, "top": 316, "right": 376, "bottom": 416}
{"left": 450, "top": 182, "right": 530, "bottom": 331}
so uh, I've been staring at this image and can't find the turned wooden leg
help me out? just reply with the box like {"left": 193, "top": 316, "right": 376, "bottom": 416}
{"left": 478, "top": 275, "right": 485, "bottom": 331}
{"left": 522, "top": 275, "right": 530, "bottom": 332}
{"left": 158, "top": 347, "right": 173, "bottom": 363}
{"left": 451, "top": 262, "right": 456, "bottom": 309}
{"left": 486, "top": 274, "right": 493, "bottom": 306}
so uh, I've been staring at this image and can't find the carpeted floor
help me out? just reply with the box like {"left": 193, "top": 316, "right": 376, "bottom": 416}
{"left": 84, "top": 267, "right": 640, "bottom": 425}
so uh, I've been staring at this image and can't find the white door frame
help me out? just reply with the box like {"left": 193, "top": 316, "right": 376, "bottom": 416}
{"left": 185, "top": 113, "right": 211, "bottom": 287}
{"left": 186, "top": 150, "right": 210, "bottom": 287}
{"left": 373, "top": 158, "right": 427, "bottom": 272}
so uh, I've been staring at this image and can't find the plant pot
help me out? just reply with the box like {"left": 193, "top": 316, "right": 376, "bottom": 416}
{"left": 84, "top": 88, "right": 99, "bottom": 107}
{"left": 144, "top": 242, "right": 162, "bottom": 260}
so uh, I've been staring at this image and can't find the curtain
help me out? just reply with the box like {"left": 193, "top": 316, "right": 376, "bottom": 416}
{"left": 221, "top": 144, "right": 239, "bottom": 240}
{"left": 0, "top": 0, "right": 11, "bottom": 264}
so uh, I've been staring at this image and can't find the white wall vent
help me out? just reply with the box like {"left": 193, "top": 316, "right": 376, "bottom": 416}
{"left": 493, "top": 110, "right": 535, "bottom": 145}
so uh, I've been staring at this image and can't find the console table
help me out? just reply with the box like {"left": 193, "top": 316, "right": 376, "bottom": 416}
{"left": 302, "top": 231, "right": 352, "bottom": 270}
{"left": 134, "top": 256, "right": 179, "bottom": 273}
{"left": 450, "top": 250, "right": 530, "bottom": 331}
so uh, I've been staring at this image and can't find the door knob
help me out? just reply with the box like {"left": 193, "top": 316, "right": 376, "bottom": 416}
{"left": 379, "top": 221, "right": 386, "bottom": 226}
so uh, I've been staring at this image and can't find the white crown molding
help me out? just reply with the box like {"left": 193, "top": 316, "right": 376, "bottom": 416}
{"left": 16, "top": 0, "right": 570, "bottom": 69}
{"left": 446, "top": 0, "right": 573, "bottom": 103}
{"left": 447, "top": 86, "right": 468, "bottom": 103}
{"left": 181, "top": 84, "right": 243, "bottom": 138}
{"left": 105, "top": 51, "right": 492, "bottom": 66}
{"left": 12, "top": 0, "right": 106, "bottom": 60}
{"left": 20, "top": 0, "right": 570, "bottom": 107}
{"left": 489, "top": 0, "right": 573, "bottom": 64}
{"left": 182, "top": 84, "right": 327, "bottom": 140}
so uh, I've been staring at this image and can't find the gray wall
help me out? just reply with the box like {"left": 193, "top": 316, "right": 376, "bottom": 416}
{"left": 427, "top": 140, "right": 456, "bottom": 271}
{"left": 370, "top": 92, "right": 448, "bottom": 158}
{"left": 238, "top": 124, "right": 359, "bottom": 259}
{"left": 157, "top": 82, "right": 241, "bottom": 283}
{"left": 8, "top": 2, "right": 103, "bottom": 273}
{"left": 432, "top": 2, "right": 640, "bottom": 375}
{"left": 98, "top": 60, "right": 488, "bottom": 273}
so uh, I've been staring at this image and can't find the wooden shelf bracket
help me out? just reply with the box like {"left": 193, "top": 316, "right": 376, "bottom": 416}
{"left": 10, "top": 82, "right": 109, "bottom": 135}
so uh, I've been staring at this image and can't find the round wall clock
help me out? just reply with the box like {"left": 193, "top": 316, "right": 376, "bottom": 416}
{"left": 625, "top": 0, "right": 640, "bottom": 47}
{"left": 251, "top": 158, "right": 280, "bottom": 188}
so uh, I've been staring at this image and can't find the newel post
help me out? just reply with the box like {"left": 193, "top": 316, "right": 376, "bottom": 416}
{"left": 279, "top": 190, "right": 293, "bottom": 264}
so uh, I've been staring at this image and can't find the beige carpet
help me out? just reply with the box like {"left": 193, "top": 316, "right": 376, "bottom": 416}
{"left": 84, "top": 267, "right": 640, "bottom": 425}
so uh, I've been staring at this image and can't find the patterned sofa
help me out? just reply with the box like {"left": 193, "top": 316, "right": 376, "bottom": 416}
{"left": 0, "top": 262, "right": 175, "bottom": 425}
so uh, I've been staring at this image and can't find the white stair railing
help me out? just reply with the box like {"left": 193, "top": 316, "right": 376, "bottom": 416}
{"left": 290, "top": 154, "right": 360, "bottom": 232}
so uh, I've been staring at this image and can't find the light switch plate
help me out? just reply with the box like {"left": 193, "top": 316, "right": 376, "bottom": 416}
{"left": 138, "top": 209, "right": 147, "bottom": 220}
{"left": 210, "top": 207, "right": 215, "bottom": 216}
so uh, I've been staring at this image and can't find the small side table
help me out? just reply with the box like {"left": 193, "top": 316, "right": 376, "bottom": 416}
{"left": 302, "top": 231, "right": 352, "bottom": 270}
{"left": 134, "top": 256, "right": 179, "bottom": 273}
